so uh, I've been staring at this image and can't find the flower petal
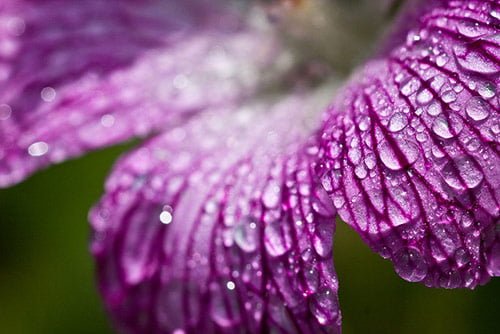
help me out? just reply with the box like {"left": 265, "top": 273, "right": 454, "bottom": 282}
{"left": 319, "top": 0, "right": 499, "bottom": 288}
{"left": 0, "top": 0, "right": 283, "bottom": 186}
{"left": 90, "top": 90, "right": 340, "bottom": 333}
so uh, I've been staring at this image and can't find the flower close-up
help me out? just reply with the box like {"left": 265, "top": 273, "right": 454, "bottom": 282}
{"left": 0, "top": 0, "right": 498, "bottom": 333}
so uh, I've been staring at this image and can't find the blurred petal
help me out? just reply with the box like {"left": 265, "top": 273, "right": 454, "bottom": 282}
{"left": 90, "top": 89, "right": 340, "bottom": 333}
{"left": 319, "top": 0, "right": 499, "bottom": 288}
{"left": 0, "top": 0, "right": 283, "bottom": 186}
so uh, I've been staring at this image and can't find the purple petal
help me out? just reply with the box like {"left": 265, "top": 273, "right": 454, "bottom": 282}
{"left": 0, "top": 0, "right": 281, "bottom": 186}
{"left": 319, "top": 0, "right": 499, "bottom": 288}
{"left": 90, "top": 92, "right": 340, "bottom": 333}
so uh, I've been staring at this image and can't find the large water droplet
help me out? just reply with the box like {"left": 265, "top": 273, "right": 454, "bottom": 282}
{"left": 264, "top": 220, "right": 292, "bottom": 257}
{"left": 393, "top": 248, "right": 428, "bottom": 282}
{"left": 441, "top": 157, "right": 484, "bottom": 190}
{"left": 416, "top": 89, "right": 433, "bottom": 105}
{"left": 28, "top": 141, "right": 49, "bottom": 157}
{"left": 262, "top": 181, "right": 281, "bottom": 208}
{"left": 233, "top": 219, "right": 258, "bottom": 252}
{"left": 379, "top": 140, "right": 419, "bottom": 171}
{"left": 465, "top": 97, "right": 490, "bottom": 121}
{"left": 41, "top": 86, "right": 56, "bottom": 102}
{"left": 388, "top": 112, "right": 408, "bottom": 132}
{"left": 159, "top": 205, "right": 173, "bottom": 225}
{"left": 0, "top": 104, "right": 12, "bottom": 120}
{"left": 453, "top": 45, "right": 498, "bottom": 74}
{"left": 400, "top": 78, "right": 420, "bottom": 96}
{"left": 432, "top": 115, "right": 462, "bottom": 139}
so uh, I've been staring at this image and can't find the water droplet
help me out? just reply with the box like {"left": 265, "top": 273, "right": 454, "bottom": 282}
{"left": 226, "top": 281, "right": 236, "bottom": 290}
{"left": 465, "top": 97, "right": 489, "bottom": 121}
{"left": 172, "top": 329, "right": 186, "bottom": 334}
{"left": 100, "top": 114, "right": 115, "bottom": 127}
{"left": 457, "top": 22, "right": 487, "bottom": 38}
{"left": 0, "top": 103, "right": 12, "bottom": 120}
{"left": 427, "top": 101, "right": 442, "bottom": 116}
{"left": 364, "top": 153, "right": 376, "bottom": 170}
{"left": 441, "top": 90, "right": 457, "bottom": 103}
{"left": 233, "top": 220, "right": 258, "bottom": 252}
{"left": 159, "top": 206, "right": 173, "bottom": 224}
{"left": 453, "top": 46, "right": 498, "bottom": 74}
{"left": 388, "top": 112, "right": 408, "bottom": 132}
{"left": 354, "top": 164, "right": 368, "bottom": 179}
{"left": 264, "top": 220, "right": 292, "bottom": 257}
{"left": 436, "top": 53, "right": 449, "bottom": 67}
{"left": 41, "top": 86, "right": 56, "bottom": 102}
{"left": 262, "top": 181, "right": 281, "bottom": 208}
{"left": 477, "top": 81, "right": 495, "bottom": 99}
{"left": 432, "top": 116, "right": 462, "bottom": 139}
{"left": 400, "top": 78, "right": 420, "bottom": 96}
{"left": 28, "top": 141, "right": 49, "bottom": 157}
{"left": 333, "top": 195, "right": 345, "bottom": 209}
{"left": 393, "top": 248, "right": 428, "bottom": 282}
{"left": 442, "top": 157, "right": 484, "bottom": 190}
{"left": 416, "top": 89, "right": 433, "bottom": 105}
{"left": 379, "top": 140, "right": 419, "bottom": 171}
{"left": 465, "top": 138, "right": 480, "bottom": 152}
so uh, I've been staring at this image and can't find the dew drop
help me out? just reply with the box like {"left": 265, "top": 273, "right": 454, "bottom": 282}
{"left": 264, "top": 220, "right": 292, "bottom": 257}
{"left": 432, "top": 115, "right": 462, "bottom": 139}
{"left": 172, "top": 329, "right": 186, "bottom": 334}
{"left": 465, "top": 97, "right": 489, "bottom": 121}
{"left": 416, "top": 89, "right": 433, "bottom": 105}
{"left": 41, "top": 86, "right": 56, "bottom": 102}
{"left": 435, "top": 53, "right": 449, "bottom": 67}
{"left": 453, "top": 46, "right": 498, "bottom": 74}
{"left": 441, "top": 157, "right": 484, "bottom": 190}
{"left": 262, "top": 181, "right": 281, "bottom": 208}
{"left": 426, "top": 101, "right": 442, "bottom": 116}
{"left": 379, "top": 140, "right": 419, "bottom": 171}
{"left": 0, "top": 103, "right": 12, "bottom": 120}
{"left": 233, "top": 220, "right": 258, "bottom": 253}
{"left": 100, "top": 114, "right": 115, "bottom": 127}
{"left": 477, "top": 81, "right": 495, "bottom": 99}
{"left": 28, "top": 141, "right": 49, "bottom": 157}
{"left": 354, "top": 164, "right": 368, "bottom": 179}
{"left": 332, "top": 195, "right": 345, "bottom": 209}
{"left": 393, "top": 248, "right": 428, "bottom": 282}
{"left": 400, "top": 78, "right": 420, "bottom": 96}
{"left": 159, "top": 206, "right": 173, "bottom": 224}
{"left": 226, "top": 281, "right": 236, "bottom": 291}
{"left": 388, "top": 112, "right": 408, "bottom": 132}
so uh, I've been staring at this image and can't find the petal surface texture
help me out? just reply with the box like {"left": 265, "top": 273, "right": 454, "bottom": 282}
{"left": 91, "top": 90, "right": 340, "bottom": 333}
{"left": 319, "top": 0, "right": 499, "bottom": 288}
{"left": 0, "top": 0, "right": 282, "bottom": 186}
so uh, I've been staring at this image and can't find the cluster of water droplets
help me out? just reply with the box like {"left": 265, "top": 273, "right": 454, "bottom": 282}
{"left": 319, "top": 1, "right": 498, "bottom": 287}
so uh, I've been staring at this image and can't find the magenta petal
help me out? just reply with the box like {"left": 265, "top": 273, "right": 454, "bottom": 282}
{"left": 90, "top": 94, "right": 340, "bottom": 333}
{"left": 0, "top": 1, "right": 280, "bottom": 186}
{"left": 319, "top": 0, "right": 499, "bottom": 288}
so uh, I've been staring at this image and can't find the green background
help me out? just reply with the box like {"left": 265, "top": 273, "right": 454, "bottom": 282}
{"left": 0, "top": 144, "right": 498, "bottom": 334}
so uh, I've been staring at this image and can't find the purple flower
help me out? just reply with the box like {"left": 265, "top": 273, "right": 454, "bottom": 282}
{"left": 0, "top": 0, "right": 498, "bottom": 333}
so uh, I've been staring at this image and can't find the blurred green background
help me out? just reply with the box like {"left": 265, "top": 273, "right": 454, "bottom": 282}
{"left": 0, "top": 144, "right": 498, "bottom": 334}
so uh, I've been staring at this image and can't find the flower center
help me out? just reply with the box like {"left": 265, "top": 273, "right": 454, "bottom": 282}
{"left": 259, "top": 0, "right": 400, "bottom": 76}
